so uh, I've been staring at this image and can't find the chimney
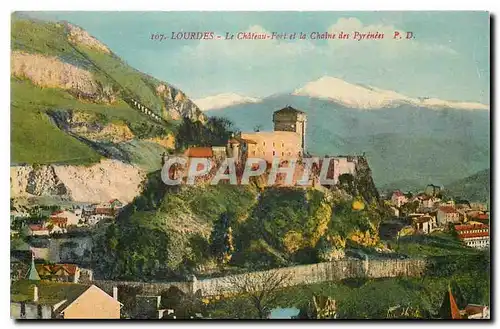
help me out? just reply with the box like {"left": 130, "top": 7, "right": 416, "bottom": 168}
{"left": 112, "top": 287, "right": 118, "bottom": 300}
{"left": 33, "top": 285, "right": 39, "bottom": 302}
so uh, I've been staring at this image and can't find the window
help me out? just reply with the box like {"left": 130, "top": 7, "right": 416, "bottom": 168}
{"left": 281, "top": 142, "right": 284, "bottom": 147}
{"left": 273, "top": 151, "right": 276, "bottom": 156}
{"left": 273, "top": 142, "right": 275, "bottom": 147}
{"left": 263, "top": 142, "right": 266, "bottom": 146}
{"left": 281, "top": 152, "right": 284, "bottom": 156}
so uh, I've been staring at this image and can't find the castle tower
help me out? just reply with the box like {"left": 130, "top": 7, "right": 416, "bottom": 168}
{"left": 273, "top": 106, "right": 307, "bottom": 153}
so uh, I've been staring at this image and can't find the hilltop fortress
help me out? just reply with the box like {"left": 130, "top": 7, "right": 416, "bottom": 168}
{"left": 225, "top": 106, "right": 359, "bottom": 186}
{"left": 165, "top": 106, "right": 363, "bottom": 187}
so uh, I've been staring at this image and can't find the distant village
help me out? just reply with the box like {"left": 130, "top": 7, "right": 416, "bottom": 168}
{"left": 382, "top": 184, "right": 489, "bottom": 249}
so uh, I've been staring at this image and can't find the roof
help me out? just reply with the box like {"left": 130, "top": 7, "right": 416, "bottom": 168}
{"left": 28, "top": 224, "right": 48, "bottom": 232}
{"left": 184, "top": 147, "right": 213, "bottom": 158}
{"left": 49, "top": 217, "right": 68, "bottom": 225}
{"left": 50, "top": 210, "right": 64, "bottom": 216}
{"left": 454, "top": 223, "right": 489, "bottom": 231}
{"left": 274, "top": 106, "right": 305, "bottom": 115}
{"left": 439, "top": 206, "right": 457, "bottom": 214}
{"left": 414, "top": 216, "right": 433, "bottom": 223}
{"left": 458, "top": 232, "right": 489, "bottom": 240}
{"left": 473, "top": 214, "right": 489, "bottom": 220}
{"left": 36, "top": 264, "right": 78, "bottom": 276}
{"left": 55, "top": 285, "right": 122, "bottom": 314}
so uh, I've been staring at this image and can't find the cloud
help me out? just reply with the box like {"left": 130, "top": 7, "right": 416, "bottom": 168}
{"left": 175, "top": 24, "right": 315, "bottom": 66}
{"left": 174, "top": 18, "right": 457, "bottom": 69}
{"left": 323, "top": 17, "right": 458, "bottom": 57}
{"left": 162, "top": 18, "right": 462, "bottom": 98}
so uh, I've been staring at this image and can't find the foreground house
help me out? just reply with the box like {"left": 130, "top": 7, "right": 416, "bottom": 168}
{"left": 411, "top": 215, "right": 437, "bottom": 234}
{"left": 11, "top": 281, "right": 121, "bottom": 319}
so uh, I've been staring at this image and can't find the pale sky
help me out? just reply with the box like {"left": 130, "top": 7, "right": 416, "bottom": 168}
{"left": 21, "top": 11, "right": 490, "bottom": 103}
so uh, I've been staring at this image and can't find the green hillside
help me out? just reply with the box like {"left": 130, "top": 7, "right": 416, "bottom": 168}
{"left": 444, "top": 169, "right": 490, "bottom": 203}
{"left": 10, "top": 16, "right": 194, "bottom": 167}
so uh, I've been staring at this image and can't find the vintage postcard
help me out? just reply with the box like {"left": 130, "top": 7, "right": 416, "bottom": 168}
{"left": 10, "top": 11, "right": 490, "bottom": 320}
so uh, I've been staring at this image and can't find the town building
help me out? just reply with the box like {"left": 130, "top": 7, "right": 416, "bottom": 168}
{"left": 50, "top": 210, "right": 80, "bottom": 227}
{"left": 454, "top": 223, "right": 489, "bottom": 249}
{"left": 411, "top": 214, "right": 437, "bottom": 234}
{"left": 437, "top": 206, "right": 460, "bottom": 226}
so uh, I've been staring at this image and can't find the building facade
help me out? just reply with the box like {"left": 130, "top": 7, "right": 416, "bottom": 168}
{"left": 454, "top": 224, "right": 490, "bottom": 249}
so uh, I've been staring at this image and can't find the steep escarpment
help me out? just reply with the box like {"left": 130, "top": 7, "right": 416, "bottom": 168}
{"left": 155, "top": 83, "right": 205, "bottom": 122}
{"left": 11, "top": 159, "right": 145, "bottom": 204}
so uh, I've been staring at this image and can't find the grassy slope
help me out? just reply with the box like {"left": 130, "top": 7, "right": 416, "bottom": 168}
{"left": 11, "top": 16, "right": 172, "bottom": 166}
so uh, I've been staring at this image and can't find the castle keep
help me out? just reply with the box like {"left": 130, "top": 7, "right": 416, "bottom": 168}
{"left": 228, "top": 106, "right": 306, "bottom": 164}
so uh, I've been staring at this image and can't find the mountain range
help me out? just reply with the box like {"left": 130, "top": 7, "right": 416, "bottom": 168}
{"left": 202, "top": 77, "right": 490, "bottom": 190}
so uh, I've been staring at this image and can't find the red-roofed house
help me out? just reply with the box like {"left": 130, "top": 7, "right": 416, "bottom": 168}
{"left": 437, "top": 206, "right": 460, "bottom": 226}
{"left": 49, "top": 217, "right": 68, "bottom": 229}
{"left": 470, "top": 213, "right": 489, "bottom": 225}
{"left": 454, "top": 224, "right": 489, "bottom": 249}
{"left": 25, "top": 224, "right": 49, "bottom": 237}
{"left": 36, "top": 264, "right": 81, "bottom": 283}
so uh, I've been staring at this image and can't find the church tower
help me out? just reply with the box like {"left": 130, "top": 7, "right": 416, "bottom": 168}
{"left": 273, "top": 106, "right": 307, "bottom": 153}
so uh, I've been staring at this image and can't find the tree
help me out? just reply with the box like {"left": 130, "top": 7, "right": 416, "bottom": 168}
{"left": 400, "top": 200, "right": 420, "bottom": 215}
{"left": 221, "top": 269, "right": 292, "bottom": 319}
{"left": 117, "top": 285, "right": 143, "bottom": 319}
{"left": 210, "top": 211, "right": 236, "bottom": 264}
{"left": 160, "top": 287, "right": 206, "bottom": 319}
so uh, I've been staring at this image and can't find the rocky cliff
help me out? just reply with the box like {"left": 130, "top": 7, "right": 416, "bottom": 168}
{"left": 155, "top": 83, "right": 205, "bottom": 122}
{"left": 11, "top": 159, "right": 145, "bottom": 204}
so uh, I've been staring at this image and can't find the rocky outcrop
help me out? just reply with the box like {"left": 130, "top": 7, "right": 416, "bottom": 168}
{"left": 11, "top": 51, "right": 116, "bottom": 103}
{"left": 11, "top": 159, "right": 145, "bottom": 203}
{"left": 64, "top": 22, "right": 111, "bottom": 54}
{"left": 47, "top": 110, "right": 134, "bottom": 143}
{"left": 11, "top": 51, "right": 98, "bottom": 93}
{"left": 156, "top": 83, "right": 205, "bottom": 122}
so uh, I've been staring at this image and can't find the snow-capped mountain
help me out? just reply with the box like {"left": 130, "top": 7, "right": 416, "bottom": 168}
{"left": 194, "top": 93, "right": 261, "bottom": 111}
{"left": 293, "top": 76, "right": 489, "bottom": 110}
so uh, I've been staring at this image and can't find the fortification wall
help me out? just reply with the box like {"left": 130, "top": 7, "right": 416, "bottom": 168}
{"left": 94, "top": 259, "right": 426, "bottom": 298}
